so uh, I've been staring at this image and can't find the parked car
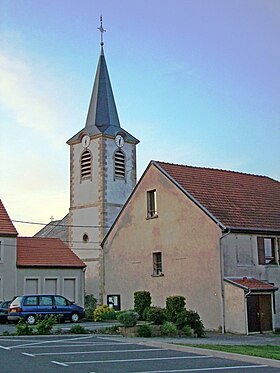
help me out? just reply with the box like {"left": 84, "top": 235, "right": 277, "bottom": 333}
{"left": 8, "top": 295, "right": 85, "bottom": 325}
{"left": 0, "top": 300, "right": 12, "bottom": 324}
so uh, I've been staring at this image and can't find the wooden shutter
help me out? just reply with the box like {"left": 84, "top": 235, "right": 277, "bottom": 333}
{"left": 257, "top": 237, "right": 265, "bottom": 265}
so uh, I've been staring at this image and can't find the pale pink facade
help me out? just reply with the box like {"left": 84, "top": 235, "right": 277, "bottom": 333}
{"left": 103, "top": 163, "right": 224, "bottom": 331}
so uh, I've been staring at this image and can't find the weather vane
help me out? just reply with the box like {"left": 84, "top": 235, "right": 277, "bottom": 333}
{"left": 97, "top": 15, "right": 106, "bottom": 46}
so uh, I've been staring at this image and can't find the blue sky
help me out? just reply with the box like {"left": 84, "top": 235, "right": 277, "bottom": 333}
{"left": 1, "top": 0, "right": 279, "bottom": 235}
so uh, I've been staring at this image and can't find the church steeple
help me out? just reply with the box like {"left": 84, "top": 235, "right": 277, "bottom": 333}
{"left": 85, "top": 45, "right": 120, "bottom": 129}
{"left": 67, "top": 17, "right": 138, "bottom": 145}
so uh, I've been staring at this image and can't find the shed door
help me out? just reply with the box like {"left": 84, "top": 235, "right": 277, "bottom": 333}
{"left": 25, "top": 279, "right": 39, "bottom": 294}
{"left": 63, "top": 279, "right": 75, "bottom": 303}
{"left": 247, "top": 294, "right": 272, "bottom": 333}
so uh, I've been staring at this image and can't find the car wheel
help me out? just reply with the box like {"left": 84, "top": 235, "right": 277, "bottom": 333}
{"left": 26, "top": 315, "right": 36, "bottom": 325}
{"left": 71, "top": 313, "right": 79, "bottom": 323}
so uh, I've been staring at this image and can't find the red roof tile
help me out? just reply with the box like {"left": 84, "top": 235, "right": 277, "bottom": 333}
{"left": 156, "top": 161, "right": 280, "bottom": 232}
{"left": 17, "top": 237, "right": 86, "bottom": 268}
{"left": 0, "top": 199, "right": 18, "bottom": 236}
{"left": 226, "top": 277, "right": 277, "bottom": 291}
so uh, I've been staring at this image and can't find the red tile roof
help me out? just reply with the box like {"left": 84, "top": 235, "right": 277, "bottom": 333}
{"left": 225, "top": 277, "right": 277, "bottom": 291}
{"left": 155, "top": 161, "right": 280, "bottom": 232}
{"left": 0, "top": 199, "right": 18, "bottom": 236}
{"left": 17, "top": 237, "right": 86, "bottom": 268}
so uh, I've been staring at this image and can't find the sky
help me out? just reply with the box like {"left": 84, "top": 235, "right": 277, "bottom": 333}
{"left": 1, "top": 0, "right": 279, "bottom": 236}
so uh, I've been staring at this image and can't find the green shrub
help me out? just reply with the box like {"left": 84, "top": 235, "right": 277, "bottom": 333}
{"left": 85, "top": 294, "right": 97, "bottom": 321}
{"left": 2, "top": 331, "right": 10, "bottom": 336}
{"left": 185, "top": 309, "right": 206, "bottom": 338}
{"left": 166, "top": 295, "right": 186, "bottom": 323}
{"left": 175, "top": 310, "right": 189, "bottom": 330}
{"left": 182, "top": 324, "right": 193, "bottom": 337}
{"left": 70, "top": 324, "right": 88, "bottom": 334}
{"left": 15, "top": 318, "right": 33, "bottom": 335}
{"left": 134, "top": 291, "right": 151, "bottom": 320}
{"left": 137, "top": 324, "right": 152, "bottom": 337}
{"left": 35, "top": 315, "right": 57, "bottom": 335}
{"left": 161, "top": 321, "right": 177, "bottom": 336}
{"left": 93, "top": 305, "right": 116, "bottom": 321}
{"left": 117, "top": 310, "right": 139, "bottom": 327}
{"left": 142, "top": 306, "right": 150, "bottom": 321}
{"left": 146, "top": 306, "right": 166, "bottom": 325}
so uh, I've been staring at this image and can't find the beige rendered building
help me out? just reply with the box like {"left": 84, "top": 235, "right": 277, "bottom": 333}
{"left": 102, "top": 161, "right": 280, "bottom": 334}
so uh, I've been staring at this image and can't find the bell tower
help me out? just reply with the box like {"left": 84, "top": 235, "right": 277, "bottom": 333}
{"left": 67, "top": 17, "right": 139, "bottom": 300}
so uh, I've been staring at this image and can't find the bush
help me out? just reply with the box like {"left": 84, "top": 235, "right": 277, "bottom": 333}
{"left": 70, "top": 324, "right": 88, "bottom": 334}
{"left": 166, "top": 295, "right": 186, "bottom": 323}
{"left": 15, "top": 318, "right": 33, "bottom": 335}
{"left": 184, "top": 309, "right": 206, "bottom": 338}
{"left": 146, "top": 306, "right": 167, "bottom": 325}
{"left": 94, "top": 305, "right": 116, "bottom": 321}
{"left": 137, "top": 324, "right": 152, "bottom": 337}
{"left": 175, "top": 310, "right": 189, "bottom": 330}
{"left": 134, "top": 291, "right": 151, "bottom": 320}
{"left": 85, "top": 294, "right": 97, "bottom": 321}
{"left": 117, "top": 310, "right": 139, "bottom": 327}
{"left": 182, "top": 324, "right": 193, "bottom": 337}
{"left": 161, "top": 321, "right": 177, "bottom": 336}
{"left": 35, "top": 315, "right": 57, "bottom": 335}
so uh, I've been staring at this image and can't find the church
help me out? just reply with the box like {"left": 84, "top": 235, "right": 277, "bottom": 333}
{"left": 36, "top": 18, "right": 139, "bottom": 302}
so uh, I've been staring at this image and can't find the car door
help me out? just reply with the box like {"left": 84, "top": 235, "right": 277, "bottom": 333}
{"left": 38, "top": 295, "right": 55, "bottom": 317}
{"left": 53, "top": 295, "right": 71, "bottom": 320}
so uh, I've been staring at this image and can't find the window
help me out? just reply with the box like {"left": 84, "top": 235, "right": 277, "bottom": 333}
{"left": 257, "top": 237, "right": 276, "bottom": 265}
{"left": 23, "top": 296, "right": 38, "bottom": 306}
{"left": 54, "top": 296, "right": 68, "bottom": 306}
{"left": 80, "top": 150, "right": 92, "bottom": 180}
{"left": 114, "top": 150, "right": 125, "bottom": 179}
{"left": 0, "top": 241, "right": 2, "bottom": 262}
{"left": 153, "top": 252, "right": 163, "bottom": 275}
{"left": 39, "top": 296, "right": 53, "bottom": 306}
{"left": 147, "top": 189, "right": 157, "bottom": 218}
{"left": 107, "top": 295, "right": 121, "bottom": 311}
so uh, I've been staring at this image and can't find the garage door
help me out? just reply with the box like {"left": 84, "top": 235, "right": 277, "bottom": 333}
{"left": 45, "top": 278, "right": 58, "bottom": 294}
{"left": 63, "top": 278, "right": 75, "bottom": 302}
{"left": 25, "top": 279, "right": 39, "bottom": 294}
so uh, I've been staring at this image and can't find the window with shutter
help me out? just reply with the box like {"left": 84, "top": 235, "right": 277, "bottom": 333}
{"left": 114, "top": 150, "right": 125, "bottom": 179}
{"left": 81, "top": 150, "right": 92, "bottom": 180}
{"left": 257, "top": 237, "right": 276, "bottom": 265}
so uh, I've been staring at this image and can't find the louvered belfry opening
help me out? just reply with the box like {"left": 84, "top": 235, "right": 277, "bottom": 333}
{"left": 114, "top": 150, "right": 125, "bottom": 179}
{"left": 81, "top": 150, "right": 92, "bottom": 180}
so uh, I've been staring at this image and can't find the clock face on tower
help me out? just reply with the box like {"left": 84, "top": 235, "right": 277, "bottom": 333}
{"left": 115, "top": 134, "right": 125, "bottom": 148}
{"left": 82, "top": 135, "right": 90, "bottom": 148}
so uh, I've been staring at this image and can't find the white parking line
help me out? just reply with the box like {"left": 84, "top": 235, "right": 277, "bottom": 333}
{"left": 0, "top": 345, "right": 10, "bottom": 350}
{"left": 17, "top": 342, "right": 134, "bottom": 349}
{"left": 22, "top": 352, "right": 35, "bottom": 357}
{"left": 32, "top": 347, "right": 167, "bottom": 356}
{"left": 64, "top": 355, "right": 213, "bottom": 365}
{"left": 10, "top": 335, "right": 94, "bottom": 349}
{"left": 52, "top": 361, "right": 69, "bottom": 367}
{"left": 122, "top": 365, "right": 269, "bottom": 373}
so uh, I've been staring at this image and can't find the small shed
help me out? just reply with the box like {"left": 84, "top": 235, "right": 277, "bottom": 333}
{"left": 224, "top": 277, "right": 277, "bottom": 334}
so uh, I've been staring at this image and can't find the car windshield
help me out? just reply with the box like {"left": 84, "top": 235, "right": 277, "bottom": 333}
{"left": 10, "top": 296, "right": 22, "bottom": 307}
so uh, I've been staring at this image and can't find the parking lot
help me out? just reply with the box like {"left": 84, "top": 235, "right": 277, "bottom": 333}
{"left": 0, "top": 334, "right": 280, "bottom": 373}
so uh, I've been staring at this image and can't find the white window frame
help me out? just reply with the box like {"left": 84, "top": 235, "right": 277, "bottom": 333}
{"left": 152, "top": 252, "right": 163, "bottom": 276}
{"left": 147, "top": 189, "right": 158, "bottom": 218}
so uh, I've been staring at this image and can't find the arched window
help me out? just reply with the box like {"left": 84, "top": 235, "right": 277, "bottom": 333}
{"left": 80, "top": 150, "right": 92, "bottom": 180}
{"left": 114, "top": 149, "right": 125, "bottom": 179}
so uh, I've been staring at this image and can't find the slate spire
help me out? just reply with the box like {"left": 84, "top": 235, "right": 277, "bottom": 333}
{"left": 85, "top": 18, "right": 120, "bottom": 130}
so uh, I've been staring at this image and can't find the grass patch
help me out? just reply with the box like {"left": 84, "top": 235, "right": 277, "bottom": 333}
{"left": 181, "top": 344, "right": 280, "bottom": 360}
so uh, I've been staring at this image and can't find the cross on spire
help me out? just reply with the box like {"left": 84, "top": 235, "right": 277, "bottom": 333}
{"left": 97, "top": 15, "right": 106, "bottom": 46}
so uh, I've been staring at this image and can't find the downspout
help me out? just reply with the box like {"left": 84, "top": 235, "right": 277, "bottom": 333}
{"left": 219, "top": 229, "right": 231, "bottom": 334}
